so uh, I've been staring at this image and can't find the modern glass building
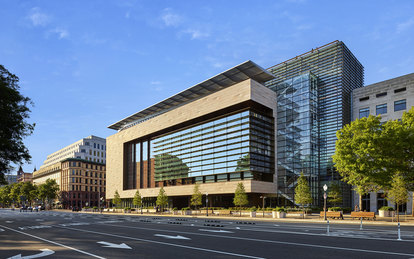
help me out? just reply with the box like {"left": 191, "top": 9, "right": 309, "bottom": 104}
{"left": 265, "top": 41, "right": 364, "bottom": 206}
{"left": 107, "top": 61, "right": 278, "bottom": 208}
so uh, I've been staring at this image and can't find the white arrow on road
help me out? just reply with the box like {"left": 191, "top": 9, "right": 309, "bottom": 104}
{"left": 199, "top": 229, "right": 234, "bottom": 233}
{"left": 5, "top": 221, "right": 13, "bottom": 223}
{"left": 8, "top": 248, "right": 54, "bottom": 259}
{"left": 154, "top": 234, "right": 191, "bottom": 240}
{"left": 97, "top": 241, "right": 131, "bottom": 249}
{"left": 0, "top": 228, "right": 4, "bottom": 232}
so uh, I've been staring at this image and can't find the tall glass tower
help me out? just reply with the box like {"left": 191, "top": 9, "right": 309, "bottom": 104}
{"left": 265, "top": 41, "right": 364, "bottom": 206}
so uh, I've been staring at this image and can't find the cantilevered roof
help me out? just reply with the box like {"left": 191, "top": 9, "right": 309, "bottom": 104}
{"left": 108, "top": 60, "right": 275, "bottom": 131}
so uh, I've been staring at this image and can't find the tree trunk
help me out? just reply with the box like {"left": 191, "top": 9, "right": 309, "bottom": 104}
{"left": 359, "top": 194, "right": 363, "bottom": 211}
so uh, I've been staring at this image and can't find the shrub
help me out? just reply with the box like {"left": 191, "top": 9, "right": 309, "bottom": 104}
{"left": 249, "top": 206, "right": 257, "bottom": 212}
{"left": 379, "top": 206, "right": 394, "bottom": 211}
{"left": 172, "top": 207, "right": 178, "bottom": 211}
{"left": 124, "top": 207, "right": 131, "bottom": 211}
{"left": 182, "top": 207, "right": 190, "bottom": 211}
{"left": 273, "top": 207, "right": 285, "bottom": 212}
{"left": 342, "top": 207, "right": 352, "bottom": 213}
{"left": 93, "top": 206, "right": 98, "bottom": 210}
{"left": 328, "top": 207, "right": 342, "bottom": 211}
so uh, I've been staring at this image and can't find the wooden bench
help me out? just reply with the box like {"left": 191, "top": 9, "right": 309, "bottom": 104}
{"left": 217, "top": 210, "right": 232, "bottom": 216}
{"left": 351, "top": 211, "right": 376, "bottom": 220}
{"left": 319, "top": 211, "right": 344, "bottom": 220}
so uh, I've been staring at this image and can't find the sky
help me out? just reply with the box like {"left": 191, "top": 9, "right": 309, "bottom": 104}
{"left": 1, "top": 0, "right": 413, "bottom": 174}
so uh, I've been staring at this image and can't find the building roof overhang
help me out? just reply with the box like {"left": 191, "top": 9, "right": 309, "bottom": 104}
{"left": 108, "top": 60, "right": 275, "bottom": 131}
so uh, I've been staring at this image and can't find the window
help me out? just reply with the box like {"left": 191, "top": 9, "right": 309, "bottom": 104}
{"left": 359, "top": 108, "right": 370, "bottom": 118}
{"left": 376, "top": 104, "right": 387, "bottom": 115}
{"left": 81, "top": 149, "right": 86, "bottom": 153}
{"left": 85, "top": 142, "right": 90, "bottom": 146}
{"left": 359, "top": 96, "right": 369, "bottom": 102}
{"left": 94, "top": 143, "right": 96, "bottom": 148}
{"left": 376, "top": 92, "right": 387, "bottom": 98}
{"left": 394, "top": 87, "right": 406, "bottom": 94}
{"left": 394, "top": 99, "right": 406, "bottom": 111}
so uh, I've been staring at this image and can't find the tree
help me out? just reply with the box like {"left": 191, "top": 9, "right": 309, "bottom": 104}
{"left": 38, "top": 179, "right": 59, "bottom": 208}
{"left": 386, "top": 173, "right": 409, "bottom": 222}
{"left": 113, "top": 190, "right": 121, "bottom": 208}
{"left": 9, "top": 183, "right": 23, "bottom": 205}
{"left": 0, "top": 65, "right": 35, "bottom": 184}
{"left": 295, "top": 172, "right": 312, "bottom": 218}
{"left": 156, "top": 187, "right": 168, "bottom": 212}
{"left": 190, "top": 183, "right": 202, "bottom": 210}
{"left": 233, "top": 183, "right": 248, "bottom": 216}
{"left": 328, "top": 182, "right": 343, "bottom": 207}
{"left": 20, "top": 181, "right": 37, "bottom": 205}
{"left": 332, "top": 115, "right": 386, "bottom": 208}
{"left": 0, "top": 185, "right": 12, "bottom": 206}
{"left": 133, "top": 190, "right": 142, "bottom": 213}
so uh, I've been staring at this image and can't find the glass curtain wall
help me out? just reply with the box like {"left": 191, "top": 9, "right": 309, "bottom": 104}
{"left": 265, "top": 41, "right": 364, "bottom": 206}
{"left": 267, "top": 73, "right": 319, "bottom": 205}
{"left": 153, "top": 110, "right": 274, "bottom": 186}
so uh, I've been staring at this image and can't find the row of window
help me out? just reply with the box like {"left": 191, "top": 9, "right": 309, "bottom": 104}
{"left": 71, "top": 185, "right": 105, "bottom": 192}
{"left": 359, "top": 99, "right": 407, "bottom": 118}
{"left": 359, "top": 87, "right": 407, "bottom": 102}
{"left": 71, "top": 177, "right": 105, "bottom": 185}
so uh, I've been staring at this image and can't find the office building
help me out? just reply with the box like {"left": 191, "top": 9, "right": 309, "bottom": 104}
{"left": 107, "top": 61, "right": 277, "bottom": 208}
{"left": 352, "top": 72, "right": 414, "bottom": 213}
{"left": 17, "top": 166, "right": 33, "bottom": 183}
{"left": 40, "top": 135, "right": 106, "bottom": 169}
{"left": 33, "top": 136, "right": 107, "bottom": 208}
{"left": 265, "top": 41, "right": 364, "bottom": 206}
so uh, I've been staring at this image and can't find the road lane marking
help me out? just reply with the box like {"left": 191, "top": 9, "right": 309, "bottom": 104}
{"left": 57, "top": 226, "right": 264, "bottom": 259}
{"left": 0, "top": 225, "right": 105, "bottom": 259}
{"left": 99, "top": 223, "right": 414, "bottom": 256}
{"left": 8, "top": 248, "right": 54, "bottom": 259}
{"left": 154, "top": 234, "right": 191, "bottom": 240}
{"left": 97, "top": 241, "right": 132, "bottom": 249}
{"left": 199, "top": 229, "right": 234, "bottom": 233}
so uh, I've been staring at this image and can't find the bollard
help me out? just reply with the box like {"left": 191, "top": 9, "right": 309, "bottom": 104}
{"left": 327, "top": 220, "right": 330, "bottom": 236}
{"left": 360, "top": 217, "right": 363, "bottom": 230}
{"left": 398, "top": 222, "right": 402, "bottom": 241}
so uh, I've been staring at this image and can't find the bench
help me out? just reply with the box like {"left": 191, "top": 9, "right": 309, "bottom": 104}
{"left": 217, "top": 210, "right": 232, "bottom": 216}
{"left": 319, "top": 211, "right": 344, "bottom": 220}
{"left": 351, "top": 211, "right": 376, "bottom": 220}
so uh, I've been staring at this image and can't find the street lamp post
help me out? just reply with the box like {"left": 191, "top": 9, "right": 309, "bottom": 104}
{"left": 206, "top": 193, "right": 209, "bottom": 217}
{"left": 260, "top": 195, "right": 266, "bottom": 217}
{"left": 323, "top": 184, "right": 328, "bottom": 221}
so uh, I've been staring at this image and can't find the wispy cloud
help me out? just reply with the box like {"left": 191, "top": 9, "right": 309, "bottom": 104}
{"left": 397, "top": 17, "right": 414, "bottom": 33}
{"left": 150, "top": 81, "right": 161, "bottom": 85}
{"left": 27, "top": 7, "right": 50, "bottom": 27}
{"left": 182, "top": 29, "right": 210, "bottom": 40}
{"left": 161, "top": 8, "right": 182, "bottom": 27}
{"left": 49, "top": 28, "right": 69, "bottom": 39}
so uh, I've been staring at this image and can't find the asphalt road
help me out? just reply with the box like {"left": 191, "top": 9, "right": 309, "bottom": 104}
{"left": 1, "top": 209, "right": 414, "bottom": 259}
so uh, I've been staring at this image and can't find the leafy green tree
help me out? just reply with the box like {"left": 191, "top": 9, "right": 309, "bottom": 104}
{"left": 38, "top": 179, "right": 59, "bottom": 208}
{"left": 294, "top": 172, "right": 312, "bottom": 218}
{"left": 386, "top": 173, "right": 409, "bottom": 222}
{"left": 156, "top": 187, "right": 168, "bottom": 212}
{"left": 0, "top": 185, "right": 12, "bottom": 206}
{"left": 190, "top": 183, "right": 202, "bottom": 210}
{"left": 332, "top": 115, "right": 385, "bottom": 208}
{"left": 328, "top": 182, "right": 343, "bottom": 207}
{"left": 20, "top": 181, "right": 36, "bottom": 205}
{"left": 9, "top": 183, "right": 23, "bottom": 205}
{"left": 233, "top": 182, "right": 248, "bottom": 216}
{"left": 113, "top": 190, "right": 121, "bottom": 208}
{"left": 133, "top": 190, "right": 142, "bottom": 213}
{"left": 0, "top": 65, "right": 35, "bottom": 184}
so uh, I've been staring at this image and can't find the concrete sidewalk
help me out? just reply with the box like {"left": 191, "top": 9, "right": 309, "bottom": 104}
{"left": 55, "top": 209, "right": 414, "bottom": 226}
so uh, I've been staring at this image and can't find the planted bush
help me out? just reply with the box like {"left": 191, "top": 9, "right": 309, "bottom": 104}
{"left": 328, "top": 207, "right": 342, "bottom": 212}
{"left": 379, "top": 206, "right": 394, "bottom": 211}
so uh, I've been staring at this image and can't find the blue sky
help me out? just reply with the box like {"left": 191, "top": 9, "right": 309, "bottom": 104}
{"left": 1, "top": 0, "right": 413, "bottom": 173}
